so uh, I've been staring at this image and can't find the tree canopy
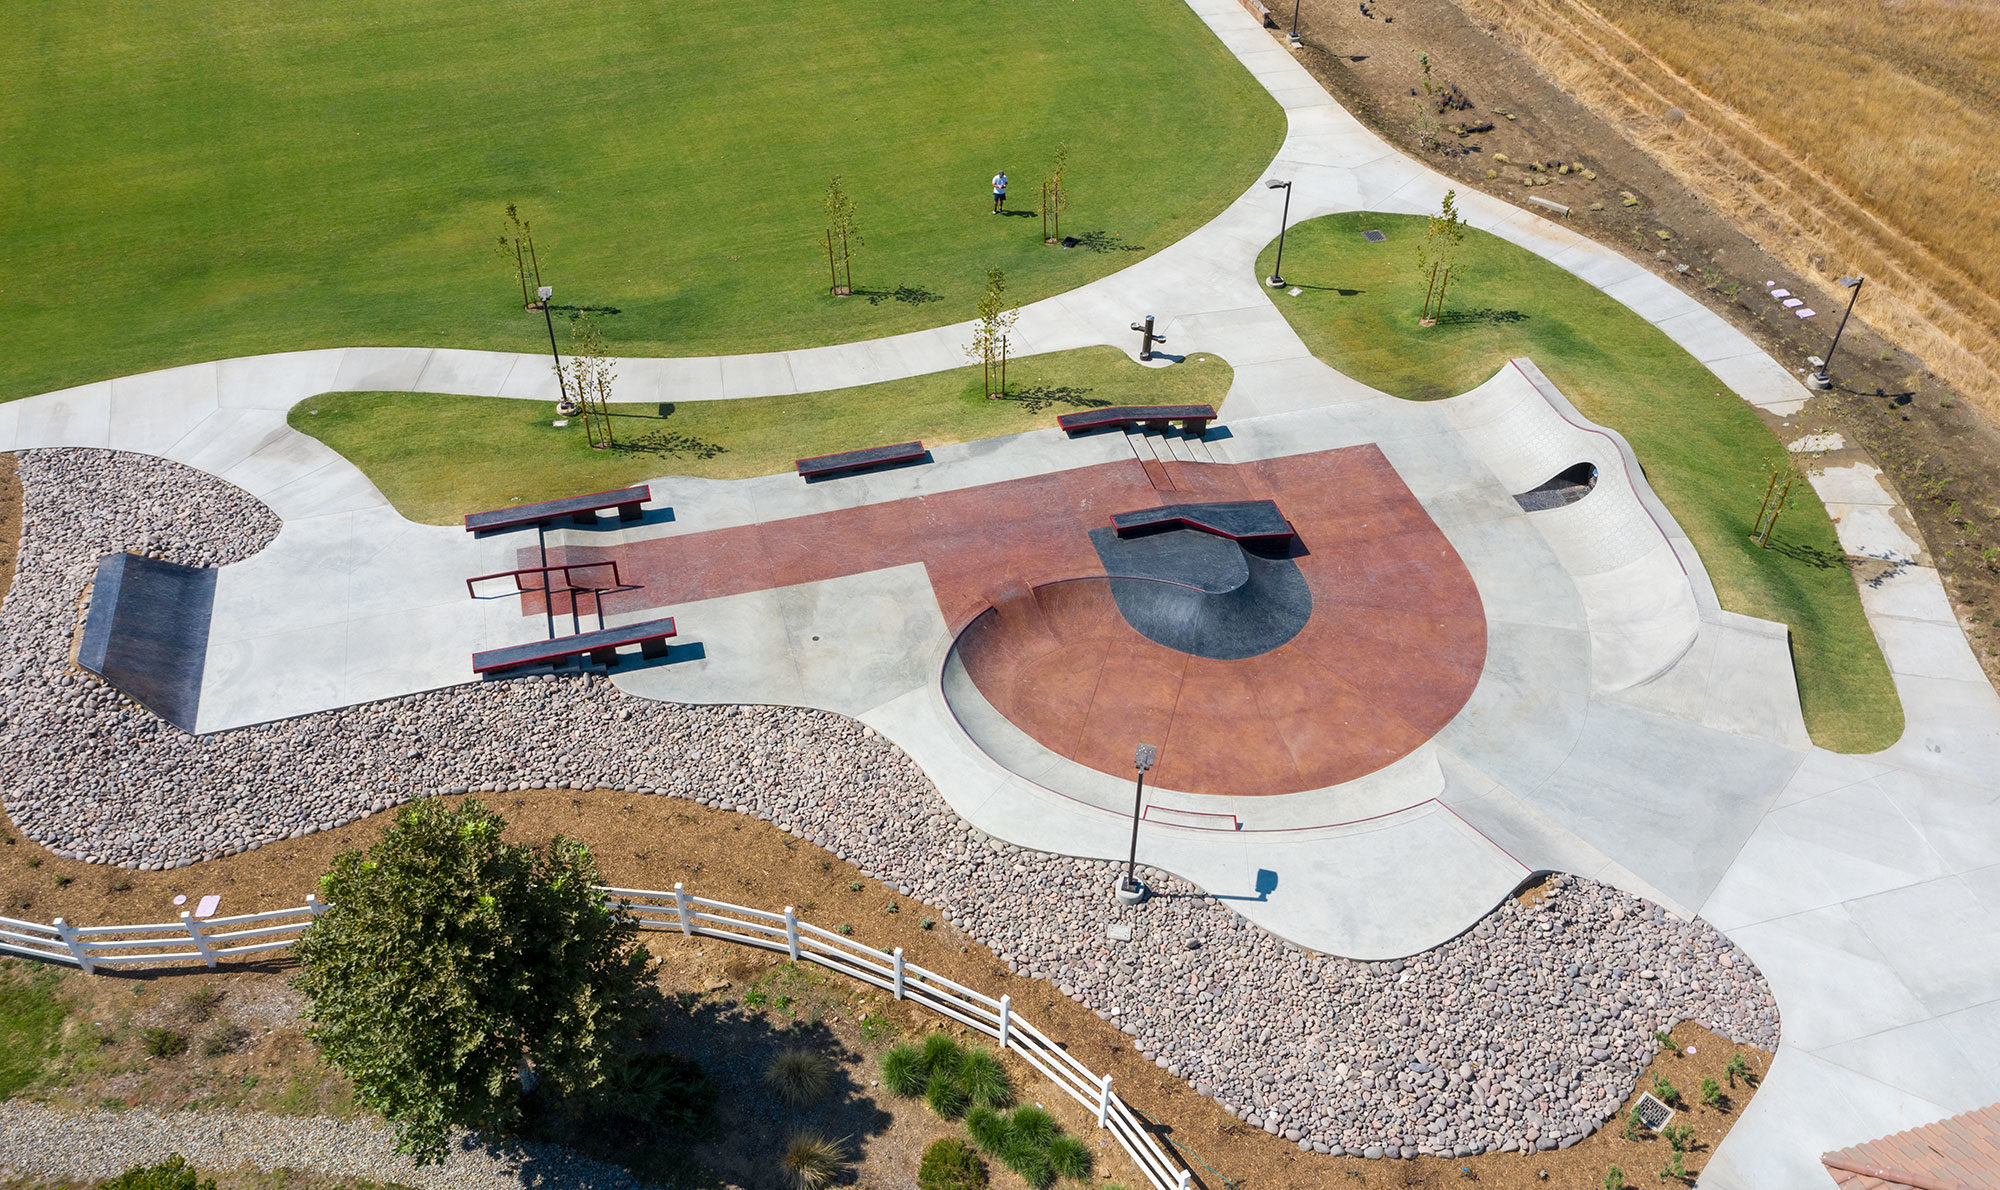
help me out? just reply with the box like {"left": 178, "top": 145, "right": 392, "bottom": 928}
{"left": 292, "top": 798, "right": 658, "bottom": 1163}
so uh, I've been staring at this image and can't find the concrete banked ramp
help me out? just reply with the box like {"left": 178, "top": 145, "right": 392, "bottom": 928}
{"left": 1445, "top": 360, "right": 1700, "bottom": 691}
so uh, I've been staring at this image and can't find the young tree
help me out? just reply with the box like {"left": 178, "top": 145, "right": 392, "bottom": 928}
{"left": 1417, "top": 189, "right": 1466, "bottom": 323}
{"left": 562, "top": 313, "right": 618, "bottom": 449}
{"left": 823, "top": 176, "right": 859, "bottom": 296}
{"left": 291, "top": 799, "right": 657, "bottom": 1164}
{"left": 1040, "top": 144, "right": 1070, "bottom": 245}
{"left": 1752, "top": 454, "right": 1808, "bottom": 548}
{"left": 965, "top": 268, "right": 1018, "bottom": 399}
{"left": 497, "top": 205, "right": 545, "bottom": 310}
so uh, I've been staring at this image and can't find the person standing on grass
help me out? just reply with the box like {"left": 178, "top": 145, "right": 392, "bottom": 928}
{"left": 992, "top": 171, "right": 1008, "bottom": 214}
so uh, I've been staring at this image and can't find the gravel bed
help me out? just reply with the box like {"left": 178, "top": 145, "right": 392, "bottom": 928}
{"left": 0, "top": 1100, "right": 659, "bottom": 1189}
{"left": 0, "top": 448, "right": 1781, "bottom": 1159}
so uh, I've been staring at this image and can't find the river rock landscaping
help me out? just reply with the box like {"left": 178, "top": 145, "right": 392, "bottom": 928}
{"left": 0, "top": 448, "right": 1780, "bottom": 1160}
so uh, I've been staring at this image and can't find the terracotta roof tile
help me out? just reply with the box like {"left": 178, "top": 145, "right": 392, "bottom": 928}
{"left": 1822, "top": 1103, "right": 2000, "bottom": 1190}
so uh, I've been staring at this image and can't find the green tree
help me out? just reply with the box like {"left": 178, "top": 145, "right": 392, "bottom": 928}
{"left": 292, "top": 798, "right": 658, "bottom": 1164}
{"left": 824, "top": 175, "right": 859, "bottom": 296}
{"left": 966, "top": 268, "right": 1018, "bottom": 399}
{"left": 1041, "top": 143, "right": 1070, "bottom": 244}
{"left": 562, "top": 312, "right": 619, "bottom": 449}
{"left": 1417, "top": 189, "right": 1466, "bottom": 323}
{"left": 496, "top": 204, "right": 544, "bottom": 310}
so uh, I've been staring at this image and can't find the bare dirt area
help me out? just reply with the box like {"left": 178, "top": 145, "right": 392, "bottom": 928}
{"left": 1, "top": 787, "right": 1769, "bottom": 1190}
{"left": 1267, "top": 1, "right": 2000, "bottom": 692}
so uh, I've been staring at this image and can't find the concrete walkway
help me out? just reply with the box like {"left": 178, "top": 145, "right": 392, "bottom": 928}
{"left": 0, "top": 0, "right": 1993, "bottom": 1182}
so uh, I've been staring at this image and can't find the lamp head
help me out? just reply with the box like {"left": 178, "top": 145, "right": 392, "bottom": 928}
{"left": 1135, "top": 743, "right": 1157, "bottom": 772}
{"left": 1266, "top": 179, "right": 1291, "bottom": 190}
{"left": 1838, "top": 275, "right": 1863, "bottom": 288}
{"left": 537, "top": 285, "right": 554, "bottom": 301}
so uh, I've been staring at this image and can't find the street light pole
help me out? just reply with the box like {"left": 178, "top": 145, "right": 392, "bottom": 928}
{"left": 1288, "top": 0, "right": 1302, "bottom": 46}
{"left": 538, "top": 285, "right": 572, "bottom": 409}
{"left": 1811, "top": 275, "right": 1865, "bottom": 390}
{"left": 1266, "top": 179, "right": 1294, "bottom": 289}
{"left": 1119, "top": 744, "right": 1156, "bottom": 903}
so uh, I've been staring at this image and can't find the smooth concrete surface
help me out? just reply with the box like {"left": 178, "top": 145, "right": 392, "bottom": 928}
{"left": 0, "top": 0, "right": 1986, "bottom": 1177}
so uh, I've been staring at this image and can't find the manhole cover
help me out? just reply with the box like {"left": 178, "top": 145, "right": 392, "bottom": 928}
{"left": 1634, "top": 1092, "right": 1675, "bottom": 1132}
{"left": 1362, "top": 229, "right": 1387, "bottom": 242}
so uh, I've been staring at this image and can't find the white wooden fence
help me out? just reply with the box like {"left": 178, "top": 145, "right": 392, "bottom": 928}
{"left": 0, "top": 885, "right": 1191, "bottom": 1190}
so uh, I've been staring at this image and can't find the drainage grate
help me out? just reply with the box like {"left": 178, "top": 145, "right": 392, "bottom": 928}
{"left": 1362, "top": 229, "right": 1387, "bottom": 242}
{"left": 1634, "top": 1092, "right": 1676, "bottom": 1132}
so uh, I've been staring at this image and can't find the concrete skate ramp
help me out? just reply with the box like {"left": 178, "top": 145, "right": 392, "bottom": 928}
{"left": 1088, "top": 523, "right": 1311, "bottom": 660}
{"left": 947, "top": 573, "right": 1474, "bottom": 796}
{"left": 77, "top": 553, "right": 216, "bottom": 732}
{"left": 1446, "top": 360, "right": 1700, "bottom": 690}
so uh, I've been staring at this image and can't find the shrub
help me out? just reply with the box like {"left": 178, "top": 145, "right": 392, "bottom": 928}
{"left": 781, "top": 1133, "right": 848, "bottom": 1190}
{"left": 1623, "top": 1106, "right": 1647, "bottom": 1142}
{"left": 1724, "top": 1053, "right": 1751, "bottom": 1086}
{"left": 1604, "top": 1166, "right": 1626, "bottom": 1190}
{"left": 1048, "top": 1134, "right": 1093, "bottom": 1181}
{"left": 1660, "top": 1152, "right": 1687, "bottom": 1183}
{"left": 180, "top": 985, "right": 224, "bottom": 1023}
{"left": 767, "top": 1049, "right": 836, "bottom": 1107}
{"left": 140, "top": 1027, "right": 187, "bottom": 1058}
{"left": 926, "top": 1074, "right": 970, "bottom": 1118}
{"left": 957, "top": 1048, "right": 1015, "bottom": 1110}
{"left": 965, "top": 1104, "right": 1085, "bottom": 1188}
{"left": 200, "top": 1024, "right": 250, "bottom": 1057}
{"left": 1651, "top": 1076, "right": 1679, "bottom": 1106}
{"left": 1010, "top": 1106, "right": 1057, "bottom": 1147}
{"left": 881, "top": 1044, "right": 927, "bottom": 1096}
{"left": 599, "top": 1052, "right": 717, "bottom": 1139}
{"left": 1651, "top": 1029, "right": 1680, "bottom": 1055}
{"left": 967, "top": 1106, "right": 1010, "bottom": 1152}
{"left": 922, "top": 1032, "right": 963, "bottom": 1073}
{"left": 1699, "top": 1077, "right": 1723, "bottom": 1108}
{"left": 1662, "top": 1123, "right": 1694, "bottom": 1152}
{"left": 101, "top": 1157, "right": 215, "bottom": 1190}
{"left": 918, "top": 1137, "right": 988, "bottom": 1190}
{"left": 1003, "top": 1139, "right": 1055, "bottom": 1190}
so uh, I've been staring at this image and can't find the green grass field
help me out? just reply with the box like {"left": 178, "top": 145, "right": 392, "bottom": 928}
{"left": 293, "top": 347, "right": 1231, "bottom": 524}
{"left": 1258, "top": 212, "right": 1900, "bottom": 752}
{"left": 0, "top": 0, "right": 1280, "bottom": 404}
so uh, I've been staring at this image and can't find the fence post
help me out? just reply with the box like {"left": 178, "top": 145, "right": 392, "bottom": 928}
{"left": 305, "top": 893, "right": 325, "bottom": 917}
{"left": 53, "top": 917, "right": 94, "bottom": 975}
{"left": 180, "top": 911, "right": 217, "bottom": 969}
{"left": 1096, "top": 1073, "right": 1113, "bottom": 1129}
{"left": 892, "top": 947, "right": 906, "bottom": 1000}
{"left": 674, "top": 883, "right": 694, "bottom": 937}
{"left": 998, "top": 994, "right": 1012, "bottom": 1049}
{"left": 1175, "top": 1170, "right": 1190, "bottom": 1190}
{"left": 784, "top": 907, "right": 801, "bottom": 961}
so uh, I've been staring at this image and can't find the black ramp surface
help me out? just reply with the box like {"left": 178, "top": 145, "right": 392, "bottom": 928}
{"left": 1088, "top": 525, "right": 1312, "bottom": 660}
{"left": 76, "top": 553, "right": 217, "bottom": 732}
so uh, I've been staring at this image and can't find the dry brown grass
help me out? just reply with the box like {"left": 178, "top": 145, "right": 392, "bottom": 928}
{"left": 1462, "top": 0, "right": 2000, "bottom": 411}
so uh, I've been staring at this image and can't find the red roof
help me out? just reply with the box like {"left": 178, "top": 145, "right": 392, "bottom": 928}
{"left": 1822, "top": 1103, "right": 2000, "bottom": 1190}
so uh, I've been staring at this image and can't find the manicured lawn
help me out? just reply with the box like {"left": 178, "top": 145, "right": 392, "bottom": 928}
{"left": 0, "top": 960, "right": 68, "bottom": 1098}
{"left": 1257, "top": 212, "right": 1900, "bottom": 752}
{"left": 293, "top": 347, "right": 1231, "bottom": 524}
{"left": 0, "top": 0, "right": 1280, "bottom": 403}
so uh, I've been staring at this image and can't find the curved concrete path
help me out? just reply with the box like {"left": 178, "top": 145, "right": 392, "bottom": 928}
{"left": 1, "top": 0, "right": 1994, "bottom": 1182}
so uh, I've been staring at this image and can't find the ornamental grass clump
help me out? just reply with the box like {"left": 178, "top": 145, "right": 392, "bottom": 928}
{"left": 780, "top": 1132, "right": 849, "bottom": 1190}
{"left": 878, "top": 1034, "right": 1015, "bottom": 1119}
{"left": 766, "top": 1048, "right": 836, "bottom": 1107}
{"left": 918, "top": 1137, "right": 989, "bottom": 1190}
{"left": 965, "top": 1104, "right": 1092, "bottom": 1188}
